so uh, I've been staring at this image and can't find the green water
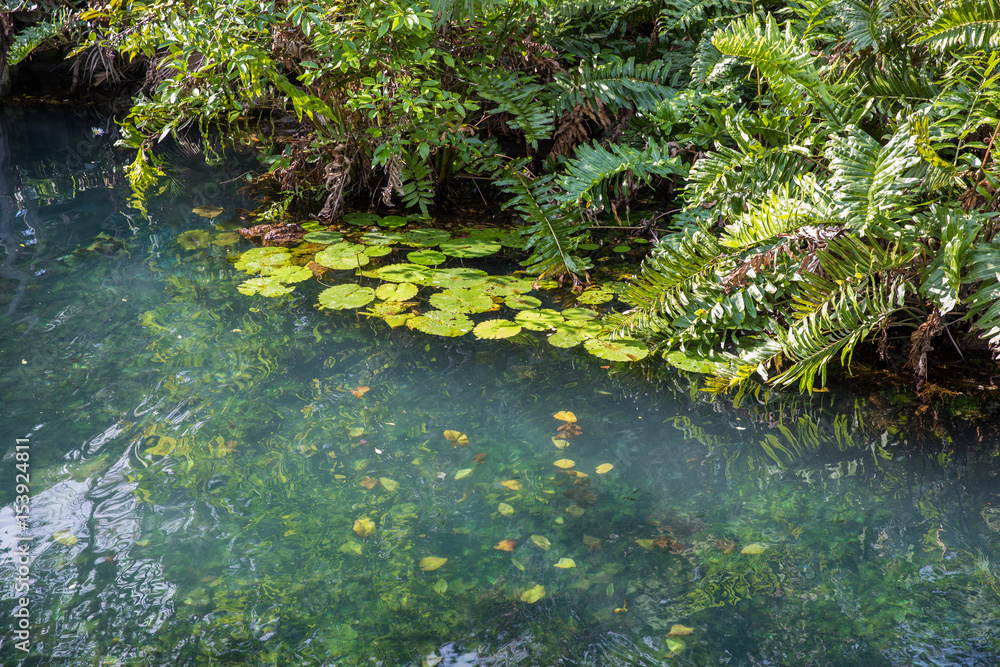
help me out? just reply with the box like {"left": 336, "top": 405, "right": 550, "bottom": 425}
{"left": 2, "top": 107, "right": 1000, "bottom": 666}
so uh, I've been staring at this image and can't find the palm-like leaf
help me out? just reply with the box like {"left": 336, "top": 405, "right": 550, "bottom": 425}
{"left": 470, "top": 70, "right": 554, "bottom": 150}
{"left": 559, "top": 141, "right": 685, "bottom": 210}
{"left": 552, "top": 57, "right": 677, "bottom": 115}
{"left": 917, "top": 0, "right": 1000, "bottom": 51}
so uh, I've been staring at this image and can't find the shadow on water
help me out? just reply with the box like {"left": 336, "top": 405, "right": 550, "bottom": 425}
{"left": 1, "top": 106, "right": 1000, "bottom": 666}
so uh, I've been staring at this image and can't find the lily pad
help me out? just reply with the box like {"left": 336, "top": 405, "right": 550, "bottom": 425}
{"left": 343, "top": 212, "right": 381, "bottom": 226}
{"left": 237, "top": 277, "right": 296, "bottom": 297}
{"left": 366, "top": 301, "right": 406, "bottom": 317}
{"left": 318, "top": 284, "right": 376, "bottom": 310}
{"left": 583, "top": 337, "right": 649, "bottom": 361}
{"left": 561, "top": 308, "right": 600, "bottom": 320}
{"left": 376, "top": 282, "right": 419, "bottom": 302}
{"left": 212, "top": 232, "right": 241, "bottom": 246}
{"left": 407, "top": 310, "right": 474, "bottom": 337}
{"left": 430, "top": 288, "right": 495, "bottom": 314}
{"left": 428, "top": 268, "right": 489, "bottom": 290}
{"left": 361, "top": 231, "right": 407, "bottom": 246}
{"left": 663, "top": 351, "right": 719, "bottom": 374}
{"left": 363, "top": 245, "right": 393, "bottom": 257}
{"left": 315, "top": 242, "right": 371, "bottom": 270}
{"left": 577, "top": 287, "right": 615, "bottom": 305}
{"left": 498, "top": 503, "right": 514, "bottom": 517}
{"left": 438, "top": 238, "right": 501, "bottom": 258}
{"left": 515, "top": 309, "right": 565, "bottom": 331}
{"left": 407, "top": 250, "right": 447, "bottom": 266}
{"left": 267, "top": 265, "right": 312, "bottom": 283}
{"left": 505, "top": 294, "right": 542, "bottom": 310}
{"left": 303, "top": 230, "right": 344, "bottom": 244}
{"left": 402, "top": 228, "right": 452, "bottom": 246}
{"left": 378, "top": 215, "right": 409, "bottom": 228}
{"left": 481, "top": 277, "right": 532, "bottom": 297}
{"left": 612, "top": 245, "right": 631, "bottom": 253}
{"left": 353, "top": 518, "right": 376, "bottom": 537}
{"left": 473, "top": 319, "right": 522, "bottom": 339}
{"left": 177, "top": 230, "right": 212, "bottom": 250}
{"left": 236, "top": 247, "right": 292, "bottom": 274}
{"left": 365, "top": 263, "right": 438, "bottom": 285}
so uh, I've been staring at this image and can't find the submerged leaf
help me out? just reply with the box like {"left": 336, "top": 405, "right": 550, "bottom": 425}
{"left": 553, "top": 459, "right": 575, "bottom": 469}
{"left": 520, "top": 584, "right": 546, "bottom": 603}
{"left": 530, "top": 535, "right": 552, "bottom": 550}
{"left": 192, "top": 206, "right": 224, "bottom": 218}
{"left": 498, "top": 502, "right": 514, "bottom": 517}
{"left": 353, "top": 518, "right": 376, "bottom": 537}
{"left": 494, "top": 539, "right": 517, "bottom": 551}
{"left": 554, "top": 557, "right": 576, "bottom": 569}
{"left": 444, "top": 430, "right": 469, "bottom": 447}
{"left": 454, "top": 468, "right": 473, "bottom": 480}
{"left": 433, "top": 579, "right": 448, "bottom": 594}
{"left": 595, "top": 463, "right": 614, "bottom": 474}
{"left": 176, "top": 229, "right": 212, "bottom": 249}
{"left": 741, "top": 543, "right": 767, "bottom": 555}
{"left": 501, "top": 479, "right": 523, "bottom": 490}
{"left": 350, "top": 386, "right": 370, "bottom": 398}
{"left": 52, "top": 530, "right": 78, "bottom": 546}
{"left": 420, "top": 556, "right": 448, "bottom": 571}
{"left": 583, "top": 337, "right": 649, "bottom": 362}
{"left": 379, "top": 477, "right": 400, "bottom": 492}
{"left": 375, "top": 282, "right": 419, "bottom": 302}
{"left": 553, "top": 411, "right": 577, "bottom": 422}
{"left": 667, "top": 625, "right": 695, "bottom": 636}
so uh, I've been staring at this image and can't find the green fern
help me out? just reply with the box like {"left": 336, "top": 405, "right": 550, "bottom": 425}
{"left": 8, "top": 9, "right": 74, "bottom": 66}
{"left": 470, "top": 70, "right": 554, "bottom": 150}
{"left": 720, "top": 179, "right": 831, "bottom": 250}
{"left": 917, "top": 0, "right": 1000, "bottom": 52}
{"left": 552, "top": 57, "right": 677, "bottom": 115}
{"left": 559, "top": 141, "right": 685, "bottom": 210}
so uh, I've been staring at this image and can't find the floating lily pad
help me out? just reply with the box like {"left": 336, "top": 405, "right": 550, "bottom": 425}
{"left": 612, "top": 245, "right": 631, "bottom": 253}
{"left": 301, "top": 221, "right": 325, "bottom": 231}
{"left": 384, "top": 313, "right": 415, "bottom": 328}
{"left": 238, "top": 277, "right": 295, "bottom": 297}
{"left": 473, "top": 319, "right": 522, "bottom": 339}
{"left": 315, "top": 242, "right": 371, "bottom": 270}
{"left": 267, "top": 265, "right": 312, "bottom": 283}
{"left": 212, "top": 232, "right": 241, "bottom": 246}
{"left": 663, "top": 351, "right": 719, "bottom": 374}
{"left": 430, "top": 288, "right": 495, "bottom": 314}
{"left": 343, "top": 212, "right": 381, "bottom": 226}
{"left": 577, "top": 287, "right": 615, "bottom": 305}
{"left": 561, "top": 308, "right": 600, "bottom": 320}
{"left": 366, "top": 301, "right": 407, "bottom": 317}
{"left": 481, "top": 277, "right": 532, "bottom": 297}
{"left": 177, "top": 229, "right": 212, "bottom": 250}
{"left": 495, "top": 229, "right": 530, "bottom": 248}
{"left": 548, "top": 319, "right": 604, "bottom": 348}
{"left": 583, "top": 337, "right": 649, "bottom": 361}
{"left": 364, "top": 263, "right": 437, "bottom": 285}
{"left": 361, "top": 231, "right": 408, "bottom": 246}
{"left": 235, "top": 248, "right": 293, "bottom": 274}
{"left": 505, "top": 294, "right": 542, "bottom": 310}
{"left": 318, "top": 284, "right": 376, "bottom": 310}
{"left": 402, "top": 228, "right": 452, "bottom": 247}
{"left": 376, "top": 282, "right": 419, "bottom": 302}
{"left": 303, "top": 231, "right": 344, "bottom": 244}
{"left": 515, "top": 309, "right": 565, "bottom": 331}
{"left": 363, "top": 245, "right": 393, "bottom": 257}
{"left": 408, "top": 250, "right": 447, "bottom": 266}
{"left": 438, "top": 238, "right": 501, "bottom": 258}
{"left": 428, "top": 268, "right": 489, "bottom": 289}
{"left": 378, "top": 215, "right": 409, "bottom": 228}
{"left": 192, "top": 206, "right": 224, "bottom": 218}
{"left": 407, "top": 310, "right": 474, "bottom": 337}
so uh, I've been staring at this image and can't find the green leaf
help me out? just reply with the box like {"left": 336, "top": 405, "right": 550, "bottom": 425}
{"left": 238, "top": 277, "right": 296, "bottom": 297}
{"left": 505, "top": 295, "right": 542, "bottom": 310}
{"left": 376, "top": 282, "right": 419, "bottom": 301}
{"left": 583, "top": 337, "right": 649, "bottom": 361}
{"left": 515, "top": 309, "right": 565, "bottom": 331}
{"left": 408, "top": 250, "right": 447, "bottom": 266}
{"left": 303, "top": 231, "right": 344, "bottom": 244}
{"left": 438, "top": 239, "right": 502, "bottom": 258}
{"left": 407, "top": 310, "right": 474, "bottom": 336}
{"left": 430, "top": 288, "right": 495, "bottom": 313}
{"left": 318, "top": 284, "right": 377, "bottom": 310}
{"left": 473, "top": 319, "right": 522, "bottom": 339}
{"left": 315, "top": 243, "right": 371, "bottom": 270}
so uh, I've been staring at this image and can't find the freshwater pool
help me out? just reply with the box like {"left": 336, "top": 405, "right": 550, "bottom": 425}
{"left": 1, "top": 105, "right": 999, "bottom": 666}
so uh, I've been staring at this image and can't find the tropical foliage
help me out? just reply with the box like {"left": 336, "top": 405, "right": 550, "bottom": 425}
{"left": 8, "top": 0, "right": 1000, "bottom": 391}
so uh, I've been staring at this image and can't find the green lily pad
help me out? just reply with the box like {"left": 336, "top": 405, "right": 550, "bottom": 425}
{"left": 376, "top": 282, "right": 419, "bottom": 302}
{"left": 578, "top": 243, "right": 600, "bottom": 251}
{"left": 407, "top": 310, "right": 474, "bottom": 337}
{"left": 384, "top": 313, "right": 415, "bottom": 327}
{"left": 473, "top": 319, "right": 522, "bottom": 339}
{"left": 364, "top": 263, "right": 437, "bottom": 285}
{"left": 238, "top": 277, "right": 296, "bottom": 297}
{"left": 428, "top": 268, "right": 489, "bottom": 289}
{"left": 548, "top": 320, "right": 603, "bottom": 348}
{"left": 515, "top": 309, "right": 565, "bottom": 331}
{"left": 177, "top": 229, "right": 212, "bottom": 250}
{"left": 612, "top": 245, "right": 631, "bottom": 253}
{"left": 303, "top": 231, "right": 344, "bottom": 244}
{"left": 663, "top": 351, "right": 719, "bottom": 374}
{"left": 363, "top": 245, "right": 393, "bottom": 257}
{"left": 430, "top": 288, "right": 495, "bottom": 314}
{"left": 318, "top": 284, "right": 376, "bottom": 310}
{"left": 577, "top": 287, "right": 615, "bottom": 305}
{"left": 301, "top": 221, "right": 324, "bottom": 231}
{"left": 366, "top": 301, "right": 407, "bottom": 317}
{"left": 561, "top": 307, "right": 600, "bottom": 320}
{"left": 267, "top": 265, "right": 313, "bottom": 283}
{"left": 235, "top": 247, "right": 292, "bottom": 274}
{"left": 361, "top": 231, "right": 407, "bottom": 246}
{"left": 438, "top": 238, "right": 502, "bottom": 258}
{"left": 315, "top": 243, "right": 371, "bottom": 270}
{"left": 343, "top": 212, "right": 381, "bottom": 226}
{"left": 481, "top": 277, "right": 532, "bottom": 297}
{"left": 547, "top": 329, "right": 585, "bottom": 348}
{"left": 505, "top": 294, "right": 542, "bottom": 310}
{"left": 408, "top": 250, "right": 447, "bottom": 266}
{"left": 378, "top": 215, "right": 409, "bottom": 228}
{"left": 402, "top": 228, "right": 452, "bottom": 247}
{"left": 495, "top": 229, "right": 530, "bottom": 249}
{"left": 213, "top": 232, "right": 241, "bottom": 246}
{"left": 583, "top": 337, "right": 649, "bottom": 361}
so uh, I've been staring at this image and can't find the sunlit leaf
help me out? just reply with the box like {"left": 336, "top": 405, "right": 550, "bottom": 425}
{"left": 454, "top": 468, "right": 473, "bottom": 479}
{"left": 741, "top": 543, "right": 767, "bottom": 555}
{"left": 498, "top": 502, "right": 514, "bottom": 517}
{"left": 420, "top": 556, "right": 448, "bottom": 571}
{"left": 379, "top": 215, "right": 409, "bottom": 228}
{"left": 552, "top": 437, "right": 570, "bottom": 449}
{"left": 407, "top": 249, "right": 447, "bottom": 266}
{"left": 428, "top": 267, "right": 489, "bottom": 289}
{"left": 430, "top": 288, "right": 494, "bottom": 314}
{"left": 359, "top": 477, "right": 380, "bottom": 489}
{"left": 714, "top": 539, "right": 735, "bottom": 553}
{"left": 494, "top": 539, "right": 517, "bottom": 551}
{"left": 501, "top": 479, "right": 523, "bottom": 490}
{"left": 318, "top": 284, "right": 376, "bottom": 309}
{"left": 407, "top": 310, "right": 474, "bottom": 337}
{"left": 635, "top": 539, "right": 655, "bottom": 551}
{"left": 433, "top": 579, "right": 448, "bottom": 595}
{"left": 350, "top": 386, "right": 370, "bottom": 398}
{"left": 530, "top": 535, "right": 551, "bottom": 550}
{"left": 192, "top": 206, "right": 224, "bottom": 218}
{"left": 667, "top": 625, "right": 694, "bottom": 636}
{"left": 363, "top": 244, "right": 393, "bottom": 257}
{"left": 380, "top": 477, "right": 400, "bottom": 492}
{"left": 666, "top": 638, "right": 686, "bottom": 654}
{"left": 554, "top": 557, "right": 576, "bottom": 569}
{"left": 553, "top": 411, "right": 577, "bottom": 422}
{"left": 515, "top": 308, "right": 564, "bottom": 331}
{"left": 353, "top": 518, "right": 376, "bottom": 537}
{"left": 520, "top": 584, "right": 545, "bottom": 603}
{"left": 553, "top": 459, "right": 575, "bottom": 469}
{"left": 565, "top": 505, "right": 585, "bottom": 516}
{"left": 53, "top": 530, "right": 78, "bottom": 546}
{"left": 595, "top": 463, "right": 614, "bottom": 474}
{"left": 444, "top": 430, "right": 469, "bottom": 447}
{"left": 505, "top": 294, "right": 542, "bottom": 310}
{"left": 473, "top": 319, "right": 522, "bottom": 339}
{"left": 237, "top": 277, "right": 295, "bottom": 297}
{"left": 577, "top": 287, "right": 614, "bottom": 304}
{"left": 583, "top": 337, "right": 649, "bottom": 362}
{"left": 315, "top": 242, "right": 371, "bottom": 270}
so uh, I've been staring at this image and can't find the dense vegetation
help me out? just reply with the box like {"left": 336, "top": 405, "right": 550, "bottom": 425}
{"left": 8, "top": 0, "right": 1000, "bottom": 394}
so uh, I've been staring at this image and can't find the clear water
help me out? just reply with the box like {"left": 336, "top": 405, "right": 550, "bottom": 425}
{"left": 2, "top": 106, "right": 1000, "bottom": 666}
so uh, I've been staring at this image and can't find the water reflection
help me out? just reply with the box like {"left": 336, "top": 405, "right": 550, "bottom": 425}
{"left": 0, "top": 107, "right": 999, "bottom": 666}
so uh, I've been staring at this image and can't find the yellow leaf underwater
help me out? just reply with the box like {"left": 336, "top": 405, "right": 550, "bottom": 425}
{"left": 444, "top": 430, "right": 469, "bottom": 447}
{"left": 553, "top": 411, "right": 577, "bottom": 422}
{"left": 553, "top": 459, "right": 575, "bottom": 469}
{"left": 353, "top": 518, "right": 376, "bottom": 537}
{"left": 530, "top": 535, "right": 552, "bottom": 550}
{"left": 520, "top": 584, "right": 545, "bottom": 603}
{"left": 498, "top": 502, "right": 514, "bottom": 517}
{"left": 454, "top": 468, "right": 473, "bottom": 480}
{"left": 350, "top": 385, "right": 370, "bottom": 398}
{"left": 494, "top": 539, "right": 516, "bottom": 552}
{"left": 500, "top": 479, "right": 523, "bottom": 491}
{"left": 379, "top": 477, "right": 400, "bottom": 492}
{"left": 52, "top": 530, "right": 78, "bottom": 546}
{"left": 192, "top": 206, "right": 224, "bottom": 218}
{"left": 554, "top": 557, "right": 576, "bottom": 569}
{"left": 741, "top": 543, "right": 767, "bottom": 555}
{"left": 419, "top": 556, "right": 448, "bottom": 571}
{"left": 667, "top": 625, "right": 694, "bottom": 636}
{"left": 595, "top": 463, "right": 614, "bottom": 474}
{"left": 552, "top": 436, "right": 570, "bottom": 449}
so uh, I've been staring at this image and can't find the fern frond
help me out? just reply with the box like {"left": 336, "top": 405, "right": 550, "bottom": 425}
{"left": 8, "top": 9, "right": 75, "bottom": 66}
{"left": 559, "top": 141, "right": 685, "bottom": 210}
{"left": 552, "top": 57, "right": 676, "bottom": 115}
{"left": 916, "top": 0, "right": 1000, "bottom": 52}
{"left": 427, "top": 0, "right": 507, "bottom": 23}
{"left": 663, "top": 0, "right": 746, "bottom": 32}
{"left": 836, "top": 0, "right": 893, "bottom": 51}
{"left": 469, "top": 70, "right": 554, "bottom": 149}
{"left": 687, "top": 143, "right": 813, "bottom": 209}
{"left": 963, "top": 243, "right": 1000, "bottom": 351}
{"left": 720, "top": 180, "right": 831, "bottom": 250}
{"left": 712, "top": 14, "right": 843, "bottom": 124}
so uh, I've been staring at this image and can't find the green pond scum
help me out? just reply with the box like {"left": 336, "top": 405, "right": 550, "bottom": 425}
{"left": 3, "top": 108, "right": 1000, "bottom": 667}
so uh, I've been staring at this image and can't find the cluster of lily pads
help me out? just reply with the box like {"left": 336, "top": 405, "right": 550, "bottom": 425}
{"left": 217, "top": 212, "right": 649, "bottom": 362}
